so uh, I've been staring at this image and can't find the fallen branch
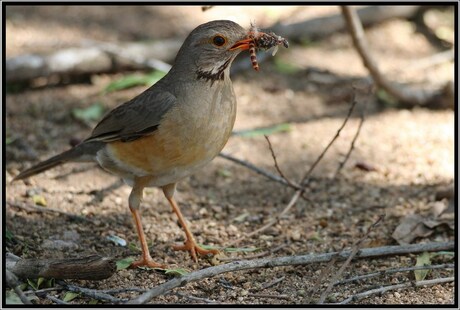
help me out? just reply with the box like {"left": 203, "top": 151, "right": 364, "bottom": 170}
{"left": 334, "top": 277, "right": 454, "bottom": 304}
{"left": 5, "top": 269, "right": 33, "bottom": 305}
{"left": 46, "top": 295, "right": 69, "bottom": 305}
{"left": 334, "top": 263, "right": 455, "bottom": 286}
{"left": 57, "top": 281, "right": 126, "bottom": 303}
{"left": 318, "top": 215, "right": 385, "bottom": 303}
{"left": 6, "top": 253, "right": 115, "bottom": 281}
{"left": 127, "top": 241, "right": 453, "bottom": 304}
{"left": 341, "top": 6, "right": 453, "bottom": 108}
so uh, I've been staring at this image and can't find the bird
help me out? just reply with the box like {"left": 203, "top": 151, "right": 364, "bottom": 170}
{"left": 12, "top": 20, "right": 257, "bottom": 269}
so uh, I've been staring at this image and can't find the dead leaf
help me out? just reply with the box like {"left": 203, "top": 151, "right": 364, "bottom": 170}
{"left": 392, "top": 214, "right": 433, "bottom": 245}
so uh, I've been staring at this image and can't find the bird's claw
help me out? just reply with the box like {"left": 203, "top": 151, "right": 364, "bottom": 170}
{"left": 173, "top": 239, "right": 220, "bottom": 262}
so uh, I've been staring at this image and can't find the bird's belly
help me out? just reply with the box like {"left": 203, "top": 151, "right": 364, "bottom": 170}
{"left": 99, "top": 96, "right": 236, "bottom": 187}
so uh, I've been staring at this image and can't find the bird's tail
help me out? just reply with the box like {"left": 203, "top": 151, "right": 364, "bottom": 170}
{"left": 12, "top": 141, "right": 104, "bottom": 181}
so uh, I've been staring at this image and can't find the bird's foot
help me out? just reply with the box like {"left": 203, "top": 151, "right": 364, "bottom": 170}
{"left": 130, "top": 255, "right": 166, "bottom": 269}
{"left": 173, "top": 239, "right": 220, "bottom": 262}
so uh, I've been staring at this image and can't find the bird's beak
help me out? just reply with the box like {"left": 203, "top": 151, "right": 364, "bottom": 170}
{"left": 229, "top": 38, "right": 253, "bottom": 51}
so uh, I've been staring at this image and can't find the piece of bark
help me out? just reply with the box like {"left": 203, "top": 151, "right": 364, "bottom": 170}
{"left": 6, "top": 253, "right": 116, "bottom": 280}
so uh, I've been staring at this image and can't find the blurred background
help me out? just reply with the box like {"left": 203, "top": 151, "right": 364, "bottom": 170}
{"left": 5, "top": 5, "right": 455, "bottom": 305}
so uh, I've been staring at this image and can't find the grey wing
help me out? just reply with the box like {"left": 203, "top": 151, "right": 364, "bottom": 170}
{"left": 86, "top": 89, "right": 177, "bottom": 143}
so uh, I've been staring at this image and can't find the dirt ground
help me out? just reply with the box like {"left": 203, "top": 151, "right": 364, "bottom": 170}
{"left": 4, "top": 5, "right": 455, "bottom": 305}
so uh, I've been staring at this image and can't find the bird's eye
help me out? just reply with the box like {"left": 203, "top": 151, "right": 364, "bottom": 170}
{"left": 212, "top": 35, "right": 226, "bottom": 47}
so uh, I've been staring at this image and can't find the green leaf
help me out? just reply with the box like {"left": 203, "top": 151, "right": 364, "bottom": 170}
{"left": 89, "top": 299, "right": 99, "bottom": 305}
{"left": 46, "top": 278, "right": 55, "bottom": 288}
{"left": 414, "top": 252, "right": 432, "bottom": 281}
{"left": 6, "top": 136, "right": 16, "bottom": 145}
{"left": 164, "top": 268, "right": 189, "bottom": 276}
{"left": 273, "top": 58, "right": 300, "bottom": 74}
{"left": 235, "top": 123, "right": 291, "bottom": 138}
{"left": 233, "top": 211, "right": 250, "bottom": 223}
{"left": 104, "top": 71, "right": 166, "bottom": 93}
{"left": 32, "top": 195, "right": 47, "bottom": 206}
{"left": 128, "top": 242, "right": 141, "bottom": 253}
{"left": 5, "top": 290, "right": 23, "bottom": 304}
{"left": 27, "top": 278, "right": 38, "bottom": 290}
{"left": 376, "top": 89, "right": 398, "bottom": 106}
{"left": 116, "top": 257, "right": 135, "bottom": 270}
{"left": 36, "top": 277, "right": 45, "bottom": 289}
{"left": 217, "top": 168, "right": 232, "bottom": 178}
{"left": 72, "top": 103, "right": 105, "bottom": 122}
{"left": 5, "top": 229, "right": 14, "bottom": 242}
{"left": 63, "top": 291, "right": 80, "bottom": 302}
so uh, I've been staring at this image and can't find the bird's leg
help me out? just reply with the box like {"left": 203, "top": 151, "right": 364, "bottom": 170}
{"left": 129, "top": 184, "right": 166, "bottom": 269}
{"left": 163, "top": 183, "right": 220, "bottom": 262}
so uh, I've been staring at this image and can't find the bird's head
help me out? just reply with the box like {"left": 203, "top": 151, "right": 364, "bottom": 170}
{"left": 172, "top": 20, "right": 253, "bottom": 83}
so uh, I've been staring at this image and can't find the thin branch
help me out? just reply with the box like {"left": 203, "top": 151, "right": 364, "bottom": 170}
{"left": 220, "top": 243, "right": 288, "bottom": 262}
{"left": 264, "top": 135, "right": 301, "bottom": 189}
{"left": 227, "top": 93, "right": 359, "bottom": 246}
{"left": 334, "top": 277, "right": 454, "bottom": 304}
{"left": 318, "top": 215, "right": 385, "bottom": 303}
{"left": 58, "top": 281, "right": 126, "bottom": 303}
{"left": 300, "top": 92, "right": 359, "bottom": 185}
{"left": 218, "top": 152, "right": 293, "bottom": 188}
{"left": 334, "top": 102, "right": 366, "bottom": 176}
{"left": 334, "top": 263, "right": 455, "bottom": 286}
{"left": 127, "top": 241, "right": 453, "bottom": 304}
{"left": 5, "top": 270, "right": 33, "bottom": 305}
{"left": 260, "top": 276, "right": 286, "bottom": 290}
{"left": 247, "top": 293, "right": 290, "bottom": 300}
{"left": 173, "top": 292, "right": 218, "bottom": 304}
{"left": 341, "top": 6, "right": 440, "bottom": 106}
{"left": 46, "top": 295, "right": 70, "bottom": 305}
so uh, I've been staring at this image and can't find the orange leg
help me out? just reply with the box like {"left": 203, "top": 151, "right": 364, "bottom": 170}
{"left": 163, "top": 184, "right": 219, "bottom": 262}
{"left": 128, "top": 185, "right": 165, "bottom": 269}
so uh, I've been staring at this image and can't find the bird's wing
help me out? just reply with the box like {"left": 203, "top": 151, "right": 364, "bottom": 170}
{"left": 86, "top": 88, "right": 177, "bottom": 143}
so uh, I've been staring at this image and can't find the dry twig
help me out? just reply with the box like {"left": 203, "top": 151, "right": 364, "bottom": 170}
{"left": 334, "top": 263, "right": 455, "bottom": 286}
{"left": 247, "top": 293, "right": 290, "bottom": 300}
{"left": 46, "top": 295, "right": 69, "bottom": 305}
{"left": 128, "top": 241, "right": 453, "bottom": 304}
{"left": 318, "top": 215, "right": 385, "bottom": 303}
{"left": 341, "top": 6, "right": 452, "bottom": 107}
{"left": 334, "top": 277, "right": 454, "bottom": 304}
{"left": 264, "top": 135, "right": 301, "bottom": 189}
{"left": 57, "top": 281, "right": 126, "bottom": 303}
{"left": 260, "top": 276, "right": 286, "bottom": 290}
{"left": 334, "top": 100, "right": 367, "bottom": 176}
{"left": 219, "top": 152, "right": 298, "bottom": 189}
{"left": 173, "top": 292, "right": 218, "bottom": 304}
{"left": 5, "top": 269, "right": 33, "bottom": 305}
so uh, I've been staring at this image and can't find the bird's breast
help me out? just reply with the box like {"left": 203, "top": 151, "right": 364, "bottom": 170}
{"left": 102, "top": 81, "right": 236, "bottom": 186}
